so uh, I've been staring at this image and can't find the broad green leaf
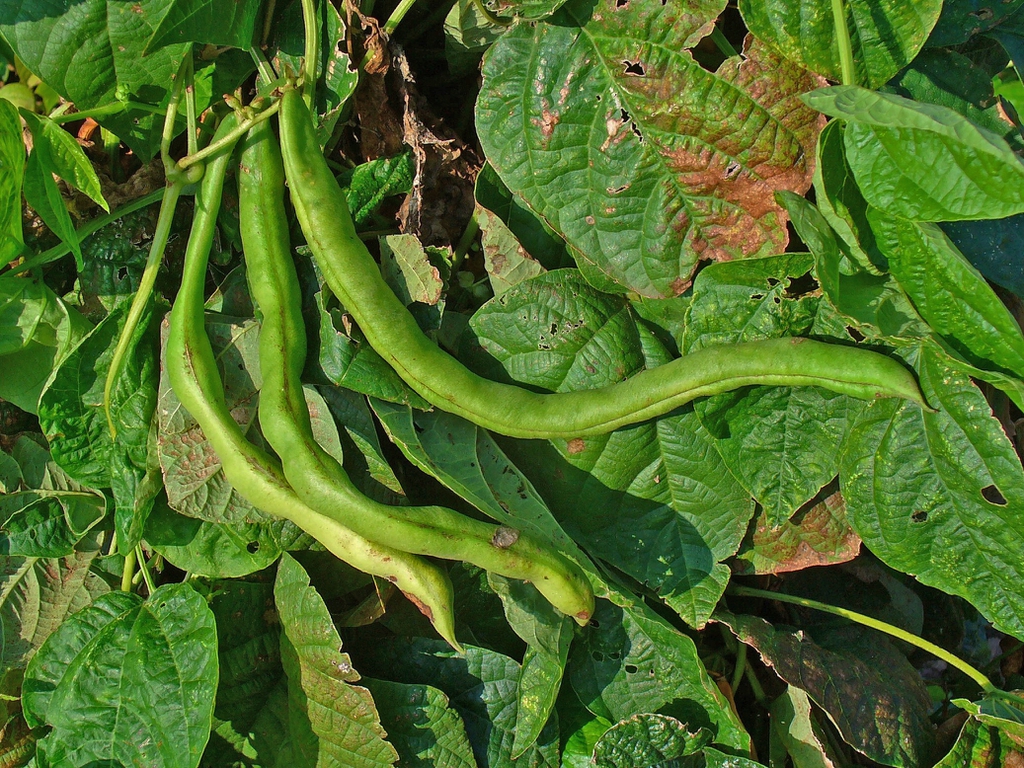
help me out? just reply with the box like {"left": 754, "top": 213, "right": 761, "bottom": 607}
{"left": 487, "top": 574, "right": 573, "bottom": 757}
{"left": 811, "top": 120, "right": 884, "bottom": 274}
{"left": 466, "top": 270, "right": 753, "bottom": 625}
{"left": 362, "top": 678, "right": 477, "bottom": 768}
{"left": 475, "top": 163, "right": 570, "bottom": 270}
{"left": 143, "top": 0, "right": 262, "bottom": 53}
{"left": 0, "top": 0, "right": 189, "bottom": 160}
{"left": 739, "top": 0, "right": 941, "bottom": 89}
{"left": 274, "top": 553, "right": 398, "bottom": 768}
{"left": 444, "top": 0, "right": 506, "bottom": 77}
{"left": 477, "top": 2, "right": 825, "bottom": 297}
{"left": 145, "top": 499, "right": 303, "bottom": 578}
{"left": 886, "top": 49, "right": 1022, "bottom": 147}
{"left": 0, "top": 491, "right": 104, "bottom": 557}
{"left": 38, "top": 300, "right": 159, "bottom": 553}
{"left": 476, "top": 207, "right": 546, "bottom": 297}
{"left": 840, "top": 343, "right": 1024, "bottom": 639}
{"left": 23, "top": 583, "right": 218, "bottom": 768}
{"left": 338, "top": 152, "right": 415, "bottom": 227}
{"left": 353, "top": 636, "right": 561, "bottom": 768}
{"left": 684, "top": 253, "right": 859, "bottom": 527}
{"left": 591, "top": 714, "right": 710, "bottom": 767}
{"left": 0, "top": 99, "right": 23, "bottom": 259}
{"left": 0, "top": 276, "right": 62, "bottom": 357}
{"left": 868, "top": 212, "right": 1024, "bottom": 379}
{"left": 732, "top": 490, "right": 861, "bottom": 576}
{"left": 200, "top": 577, "right": 291, "bottom": 766}
{"left": 0, "top": 450, "right": 20, "bottom": 493}
{"left": 804, "top": 86, "right": 1024, "bottom": 221}
{"left": 23, "top": 149, "right": 81, "bottom": 268}
{"left": 0, "top": 548, "right": 109, "bottom": 672}
{"left": 715, "top": 610, "right": 935, "bottom": 767}
{"left": 20, "top": 112, "right": 107, "bottom": 211}
{"left": 561, "top": 699, "right": 613, "bottom": 768}
{"left": 928, "top": 0, "right": 1024, "bottom": 47}
{"left": 703, "top": 748, "right": 767, "bottom": 767}
{"left": 569, "top": 600, "right": 749, "bottom": 753}
{"left": 769, "top": 686, "right": 838, "bottom": 768}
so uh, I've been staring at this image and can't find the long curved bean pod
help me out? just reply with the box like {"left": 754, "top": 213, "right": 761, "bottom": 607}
{"left": 240, "top": 118, "right": 594, "bottom": 625}
{"left": 278, "top": 89, "right": 926, "bottom": 440}
{"left": 166, "top": 114, "right": 461, "bottom": 650}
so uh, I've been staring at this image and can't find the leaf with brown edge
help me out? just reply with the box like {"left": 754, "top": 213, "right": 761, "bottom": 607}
{"left": 477, "top": 0, "right": 826, "bottom": 298}
{"left": 732, "top": 491, "right": 862, "bottom": 576}
{"left": 715, "top": 609, "right": 935, "bottom": 767}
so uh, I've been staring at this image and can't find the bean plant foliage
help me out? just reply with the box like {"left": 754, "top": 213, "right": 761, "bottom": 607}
{"left": 2, "top": 0, "right": 1024, "bottom": 764}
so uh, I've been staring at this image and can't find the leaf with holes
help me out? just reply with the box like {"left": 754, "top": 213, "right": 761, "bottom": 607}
{"left": 476, "top": 0, "right": 826, "bottom": 297}
{"left": 841, "top": 342, "right": 1024, "bottom": 638}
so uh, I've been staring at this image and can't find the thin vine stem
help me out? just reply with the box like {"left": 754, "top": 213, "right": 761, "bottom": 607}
{"left": 830, "top": 0, "right": 855, "bottom": 86}
{"left": 176, "top": 100, "right": 281, "bottom": 170}
{"left": 135, "top": 545, "right": 156, "bottom": 594}
{"left": 382, "top": 0, "right": 420, "bottom": 36}
{"left": 103, "top": 181, "right": 185, "bottom": 438}
{"left": 49, "top": 101, "right": 165, "bottom": 125}
{"left": 730, "top": 642, "right": 747, "bottom": 694}
{"left": 710, "top": 26, "right": 737, "bottom": 58}
{"left": 161, "top": 55, "right": 192, "bottom": 167}
{"left": 300, "top": 0, "right": 319, "bottom": 108}
{"left": 469, "top": 0, "right": 510, "bottom": 27}
{"left": 251, "top": 46, "right": 278, "bottom": 87}
{"left": 728, "top": 585, "right": 998, "bottom": 693}
{"left": 184, "top": 56, "right": 199, "bottom": 156}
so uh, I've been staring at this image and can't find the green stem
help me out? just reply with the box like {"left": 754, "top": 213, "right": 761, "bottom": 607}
{"left": 48, "top": 101, "right": 165, "bottom": 125}
{"left": 184, "top": 56, "right": 198, "bottom": 156}
{"left": 728, "top": 585, "right": 997, "bottom": 693}
{"left": 730, "top": 642, "right": 747, "bottom": 694}
{"left": 176, "top": 100, "right": 281, "bottom": 170}
{"left": 743, "top": 663, "right": 766, "bottom": 704}
{"left": 161, "top": 55, "right": 192, "bottom": 167}
{"left": 135, "top": 545, "right": 156, "bottom": 594}
{"left": 830, "top": 0, "right": 855, "bottom": 86}
{"left": 2, "top": 188, "right": 166, "bottom": 275}
{"left": 251, "top": 46, "right": 278, "bottom": 87}
{"left": 103, "top": 181, "right": 185, "bottom": 438}
{"left": 261, "top": 0, "right": 279, "bottom": 45}
{"left": 121, "top": 547, "right": 137, "bottom": 592}
{"left": 452, "top": 212, "right": 479, "bottom": 269}
{"left": 383, "top": 0, "right": 421, "bottom": 36}
{"left": 300, "top": 0, "right": 319, "bottom": 108}
{"left": 710, "top": 26, "right": 737, "bottom": 58}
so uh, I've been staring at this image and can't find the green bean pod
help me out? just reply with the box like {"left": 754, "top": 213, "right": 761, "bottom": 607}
{"left": 167, "top": 114, "right": 460, "bottom": 650}
{"left": 241, "top": 120, "right": 593, "bottom": 625}
{"left": 277, "top": 89, "right": 926, "bottom": 440}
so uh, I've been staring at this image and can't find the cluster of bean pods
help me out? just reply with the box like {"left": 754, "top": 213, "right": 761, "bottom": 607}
{"left": 164, "top": 86, "right": 927, "bottom": 647}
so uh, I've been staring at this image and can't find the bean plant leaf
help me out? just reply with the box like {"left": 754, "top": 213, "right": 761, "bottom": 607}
{"left": 362, "top": 678, "right": 477, "bottom": 768}
{"left": 0, "top": 548, "right": 109, "bottom": 672}
{"left": 23, "top": 148, "right": 82, "bottom": 268}
{"left": 715, "top": 610, "right": 935, "bottom": 767}
{"left": 143, "top": 0, "right": 263, "bottom": 53}
{"left": 20, "top": 112, "right": 108, "bottom": 212}
{"left": 935, "top": 715, "right": 1024, "bottom": 767}
{"left": 569, "top": 598, "right": 748, "bottom": 752}
{"left": 145, "top": 499, "right": 304, "bottom": 578}
{"left": 476, "top": 0, "right": 825, "bottom": 297}
{"left": 739, "top": 0, "right": 941, "bottom": 89}
{"left": 22, "top": 583, "right": 218, "bottom": 768}
{"left": 476, "top": 207, "right": 547, "bottom": 297}
{"left": 804, "top": 86, "right": 1024, "bottom": 221}
{"left": 0, "top": 99, "right": 23, "bottom": 261}
{"left": 591, "top": 714, "right": 710, "bottom": 767}
{"left": 354, "top": 636, "right": 562, "bottom": 768}
{"left": 200, "top": 577, "right": 290, "bottom": 766}
{"left": 274, "top": 553, "right": 398, "bottom": 768}
{"left": 868, "top": 212, "right": 1024, "bottom": 380}
{"left": 732, "top": 490, "right": 861, "bottom": 575}
{"left": 464, "top": 271, "right": 752, "bottom": 626}
{"left": 840, "top": 342, "right": 1024, "bottom": 639}
{"left": 770, "top": 685, "right": 840, "bottom": 768}
{"left": 927, "top": 0, "right": 1024, "bottom": 47}
{"left": 487, "top": 574, "right": 574, "bottom": 757}
{"left": 0, "top": 0, "right": 190, "bottom": 160}
{"left": 338, "top": 152, "right": 415, "bottom": 227}
{"left": 37, "top": 300, "right": 160, "bottom": 553}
